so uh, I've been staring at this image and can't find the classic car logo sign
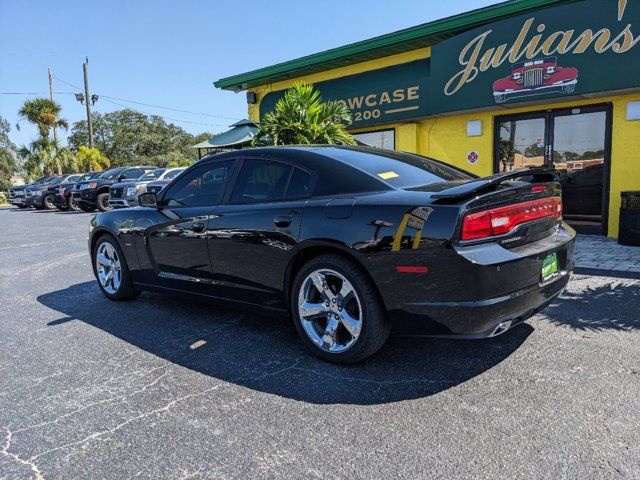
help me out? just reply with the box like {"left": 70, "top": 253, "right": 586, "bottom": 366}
{"left": 492, "top": 56, "right": 578, "bottom": 103}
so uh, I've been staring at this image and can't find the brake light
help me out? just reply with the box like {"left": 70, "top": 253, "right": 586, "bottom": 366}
{"left": 461, "top": 197, "right": 562, "bottom": 241}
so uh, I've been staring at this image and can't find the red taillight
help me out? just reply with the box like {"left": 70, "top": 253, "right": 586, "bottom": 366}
{"left": 461, "top": 197, "right": 562, "bottom": 241}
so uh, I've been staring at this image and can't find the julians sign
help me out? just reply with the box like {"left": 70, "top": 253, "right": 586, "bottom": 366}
{"left": 259, "top": 59, "right": 430, "bottom": 128}
{"left": 430, "top": 0, "right": 640, "bottom": 113}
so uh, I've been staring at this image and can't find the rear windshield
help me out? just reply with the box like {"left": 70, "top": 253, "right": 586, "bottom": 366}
{"left": 327, "top": 148, "right": 475, "bottom": 188}
{"left": 99, "top": 167, "right": 125, "bottom": 180}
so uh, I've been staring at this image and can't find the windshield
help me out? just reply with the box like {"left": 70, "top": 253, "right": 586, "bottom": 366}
{"left": 32, "top": 176, "right": 48, "bottom": 185}
{"left": 138, "top": 169, "right": 165, "bottom": 182}
{"left": 99, "top": 167, "right": 125, "bottom": 180}
{"left": 163, "top": 168, "right": 184, "bottom": 180}
{"left": 326, "top": 147, "right": 475, "bottom": 188}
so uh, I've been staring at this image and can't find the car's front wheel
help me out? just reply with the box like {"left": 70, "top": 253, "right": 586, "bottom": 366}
{"left": 291, "top": 254, "right": 390, "bottom": 364}
{"left": 67, "top": 196, "right": 81, "bottom": 211}
{"left": 96, "top": 193, "right": 112, "bottom": 212}
{"left": 43, "top": 194, "right": 56, "bottom": 210}
{"left": 93, "top": 235, "right": 139, "bottom": 301}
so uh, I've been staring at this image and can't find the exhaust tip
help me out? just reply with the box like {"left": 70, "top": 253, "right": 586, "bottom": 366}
{"left": 491, "top": 320, "right": 512, "bottom": 337}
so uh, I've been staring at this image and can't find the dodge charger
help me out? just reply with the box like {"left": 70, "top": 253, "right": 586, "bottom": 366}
{"left": 89, "top": 146, "right": 575, "bottom": 363}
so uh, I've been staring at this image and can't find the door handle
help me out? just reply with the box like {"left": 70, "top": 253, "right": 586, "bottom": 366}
{"left": 191, "top": 221, "right": 205, "bottom": 233}
{"left": 274, "top": 215, "right": 292, "bottom": 228}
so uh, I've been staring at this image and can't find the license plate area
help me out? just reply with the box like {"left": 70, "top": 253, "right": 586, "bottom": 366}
{"left": 541, "top": 252, "right": 559, "bottom": 282}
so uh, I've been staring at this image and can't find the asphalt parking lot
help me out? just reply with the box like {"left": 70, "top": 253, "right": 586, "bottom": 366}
{"left": 1, "top": 207, "right": 639, "bottom": 479}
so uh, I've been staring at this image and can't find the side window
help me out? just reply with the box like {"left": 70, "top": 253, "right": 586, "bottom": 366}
{"left": 285, "top": 168, "right": 313, "bottom": 198}
{"left": 230, "top": 160, "right": 292, "bottom": 203}
{"left": 122, "top": 168, "right": 143, "bottom": 180}
{"left": 162, "top": 161, "right": 234, "bottom": 208}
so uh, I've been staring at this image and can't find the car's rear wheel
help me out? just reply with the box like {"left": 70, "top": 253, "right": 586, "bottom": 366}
{"left": 291, "top": 254, "right": 390, "bottom": 364}
{"left": 96, "top": 193, "right": 111, "bottom": 212}
{"left": 67, "top": 196, "right": 81, "bottom": 211}
{"left": 93, "top": 235, "right": 139, "bottom": 301}
{"left": 43, "top": 194, "right": 55, "bottom": 210}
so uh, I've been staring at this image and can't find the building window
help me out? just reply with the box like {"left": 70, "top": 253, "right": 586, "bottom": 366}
{"left": 353, "top": 129, "right": 395, "bottom": 150}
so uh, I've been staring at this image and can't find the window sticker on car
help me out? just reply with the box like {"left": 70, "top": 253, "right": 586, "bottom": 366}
{"left": 377, "top": 171, "right": 399, "bottom": 180}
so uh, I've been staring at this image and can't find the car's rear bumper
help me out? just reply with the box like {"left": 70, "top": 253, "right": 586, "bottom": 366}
{"left": 387, "top": 223, "right": 575, "bottom": 337}
{"left": 394, "top": 271, "right": 569, "bottom": 337}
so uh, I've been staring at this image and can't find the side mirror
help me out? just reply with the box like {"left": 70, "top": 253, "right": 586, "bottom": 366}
{"left": 138, "top": 192, "right": 157, "bottom": 207}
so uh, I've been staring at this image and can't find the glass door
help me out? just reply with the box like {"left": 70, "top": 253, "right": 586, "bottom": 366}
{"left": 494, "top": 104, "right": 611, "bottom": 235}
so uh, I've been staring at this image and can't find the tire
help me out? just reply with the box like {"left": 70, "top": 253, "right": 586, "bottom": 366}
{"left": 42, "top": 194, "right": 56, "bottom": 210}
{"left": 563, "top": 83, "right": 576, "bottom": 94}
{"left": 80, "top": 204, "right": 96, "bottom": 213}
{"left": 96, "top": 193, "right": 112, "bottom": 212}
{"left": 92, "top": 235, "right": 139, "bottom": 301}
{"left": 67, "top": 196, "right": 81, "bottom": 211}
{"left": 291, "top": 254, "right": 390, "bottom": 364}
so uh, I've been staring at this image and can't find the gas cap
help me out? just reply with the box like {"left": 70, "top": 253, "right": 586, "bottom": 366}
{"left": 324, "top": 198, "right": 356, "bottom": 219}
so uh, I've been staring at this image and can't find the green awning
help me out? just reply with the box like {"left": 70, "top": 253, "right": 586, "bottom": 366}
{"left": 191, "top": 119, "right": 259, "bottom": 149}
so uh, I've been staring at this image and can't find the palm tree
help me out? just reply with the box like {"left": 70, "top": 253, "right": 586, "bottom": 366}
{"left": 19, "top": 138, "right": 77, "bottom": 176}
{"left": 252, "top": 82, "right": 355, "bottom": 146}
{"left": 76, "top": 146, "right": 110, "bottom": 171}
{"left": 18, "top": 98, "right": 69, "bottom": 139}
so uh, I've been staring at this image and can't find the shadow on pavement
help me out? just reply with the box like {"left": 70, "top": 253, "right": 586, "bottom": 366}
{"left": 543, "top": 277, "right": 640, "bottom": 332}
{"left": 38, "top": 281, "right": 532, "bottom": 405}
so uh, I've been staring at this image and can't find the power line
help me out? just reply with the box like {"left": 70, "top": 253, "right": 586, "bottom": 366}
{"left": 52, "top": 74, "right": 240, "bottom": 121}
{"left": 1, "top": 91, "right": 76, "bottom": 95}
{"left": 99, "top": 97, "right": 229, "bottom": 127}
{"left": 99, "top": 94, "right": 240, "bottom": 120}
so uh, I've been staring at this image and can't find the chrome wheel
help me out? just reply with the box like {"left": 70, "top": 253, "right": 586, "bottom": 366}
{"left": 95, "top": 242, "right": 122, "bottom": 294}
{"left": 297, "top": 268, "right": 362, "bottom": 353}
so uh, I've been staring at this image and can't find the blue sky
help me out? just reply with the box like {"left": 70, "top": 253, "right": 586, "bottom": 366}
{"left": 0, "top": 0, "right": 501, "bottom": 147}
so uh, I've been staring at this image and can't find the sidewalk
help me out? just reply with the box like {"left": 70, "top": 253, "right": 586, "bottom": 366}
{"left": 574, "top": 234, "right": 640, "bottom": 278}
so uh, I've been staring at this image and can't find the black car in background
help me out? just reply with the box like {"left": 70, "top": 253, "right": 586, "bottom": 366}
{"left": 51, "top": 172, "right": 101, "bottom": 211}
{"left": 34, "top": 174, "right": 83, "bottom": 210}
{"left": 89, "top": 146, "right": 575, "bottom": 364}
{"left": 25, "top": 175, "right": 84, "bottom": 209}
{"left": 74, "top": 166, "right": 155, "bottom": 212}
{"left": 8, "top": 176, "right": 54, "bottom": 208}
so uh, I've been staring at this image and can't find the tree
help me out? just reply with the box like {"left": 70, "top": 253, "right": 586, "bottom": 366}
{"left": 76, "top": 146, "right": 110, "bottom": 172}
{"left": 252, "top": 82, "right": 355, "bottom": 146}
{"left": 19, "top": 138, "right": 77, "bottom": 176}
{"left": 0, "top": 115, "right": 18, "bottom": 190}
{"left": 67, "top": 109, "right": 208, "bottom": 166}
{"left": 18, "top": 98, "right": 69, "bottom": 139}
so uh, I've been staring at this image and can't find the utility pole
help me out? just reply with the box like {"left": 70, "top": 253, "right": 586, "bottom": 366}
{"left": 48, "top": 68, "right": 59, "bottom": 144}
{"left": 83, "top": 57, "right": 94, "bottom": 148}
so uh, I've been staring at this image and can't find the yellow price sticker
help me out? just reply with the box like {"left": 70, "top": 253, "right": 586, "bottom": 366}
{"left": 377, "top": 171, "right": 399, "bottom": 180}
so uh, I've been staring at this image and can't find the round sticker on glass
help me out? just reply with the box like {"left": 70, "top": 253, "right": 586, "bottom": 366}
{"left": 466, "top": 151, "right": 479, "bottom": 165}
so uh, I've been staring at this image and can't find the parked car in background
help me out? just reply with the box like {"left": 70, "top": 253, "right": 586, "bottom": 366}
{"left": 74, "top": 166, "right": 155, "bottom": 212}
{"left": 145, "top": 169, "right": 186, "bottom": 195}
{"left": 108, "top": 167, "right": 185, "bottom": 209}
{"left": 89, "top": 146, "right": 575, "bottom": 364}
{"left": 8, "top": 176, "right": 54, "bottom": 208}
{"left": 52, "top": 172, "right": 101, "bottom": 211}
{"left": 36, "top": 174, "right": 83, "bottom": 210}
{"left": 24, "top": 176, "right": 82, "bottom": 209}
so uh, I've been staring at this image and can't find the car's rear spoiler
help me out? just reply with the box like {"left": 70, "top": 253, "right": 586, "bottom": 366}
{"left": 431, "top": 168, "right": 557, "bottom": 201}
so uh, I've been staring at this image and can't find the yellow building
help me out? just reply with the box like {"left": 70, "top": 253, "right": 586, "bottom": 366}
{"left": 215, "top": 0, "right": 640, "bottom": 237}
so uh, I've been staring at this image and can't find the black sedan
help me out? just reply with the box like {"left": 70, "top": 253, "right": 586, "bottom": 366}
{"left": 89, "top": 146, "right": 575, "bottom": 363}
